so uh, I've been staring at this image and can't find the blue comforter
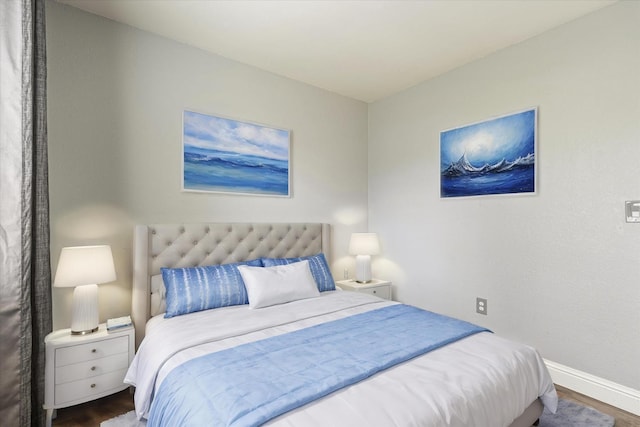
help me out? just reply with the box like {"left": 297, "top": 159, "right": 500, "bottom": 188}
{"left": 148, "top": 304, "right": 489, "bottom": 427}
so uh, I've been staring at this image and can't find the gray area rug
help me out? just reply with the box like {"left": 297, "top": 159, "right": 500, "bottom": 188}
{"left": 539, "top": 398, "right": 615, "bottom": 427}
{"left": 101, "top": 411, "right": 146, "bottom": 427}
{"left": 100, "top": 398, "right": 615, "bottom": 427}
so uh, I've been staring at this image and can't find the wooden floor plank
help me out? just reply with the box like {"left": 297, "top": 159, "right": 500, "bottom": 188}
{"left": 52, "top": 389, "right": 134, "bottom": 427}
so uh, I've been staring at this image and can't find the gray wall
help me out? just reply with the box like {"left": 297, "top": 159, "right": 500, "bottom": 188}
{"left": 368, "top": 1, "right": 640, "bottom": 389}
{"left": 46, "top": 2, "right": 369, "bottom": 330}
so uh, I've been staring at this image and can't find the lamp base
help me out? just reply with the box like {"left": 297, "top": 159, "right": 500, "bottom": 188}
{"left": 70, "top": 284, "right": 99, "bottom": 335}
{"left": 354, "top": 254, "right": 372, "bottom": 283}
{"left": 71, "top": 326, "right": 99, "bottom": 336}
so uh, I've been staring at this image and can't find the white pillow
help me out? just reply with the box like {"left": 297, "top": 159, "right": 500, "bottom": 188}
{"left": 238, "top": 260, "right": 320, "bottom": 309}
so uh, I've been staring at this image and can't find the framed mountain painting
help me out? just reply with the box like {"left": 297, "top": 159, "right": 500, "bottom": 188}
{"left": 182, "top": 110, "right": 291, "bottom": 197}
{"left": 440, "top": 108, "right": 537, "bottom": 198}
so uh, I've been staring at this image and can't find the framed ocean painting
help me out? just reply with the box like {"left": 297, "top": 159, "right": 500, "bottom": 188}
{"left": 440, "top": 108, "right": 537, "bottom": 198}
{"left": 182, "top": 110, "right": 291, "bottom": 197}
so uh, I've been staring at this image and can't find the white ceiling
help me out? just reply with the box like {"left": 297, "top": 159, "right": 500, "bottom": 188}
{"left": 57, "top": 0, "right": 616, "bottom": 103}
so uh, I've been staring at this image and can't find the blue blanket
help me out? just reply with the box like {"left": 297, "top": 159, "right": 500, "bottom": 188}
{"left": 148, "top": 304, "right": 489, "bottom": 427}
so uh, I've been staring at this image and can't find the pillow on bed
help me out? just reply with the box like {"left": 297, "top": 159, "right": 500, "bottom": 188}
{"left": 161, "top": 259, "right": 262, "bottom": 318}
{"left": 260, "top": 253, "right": 336, "bottom": 292}
{"left": 238, "top": 260, "right": 320, "bottom": 309}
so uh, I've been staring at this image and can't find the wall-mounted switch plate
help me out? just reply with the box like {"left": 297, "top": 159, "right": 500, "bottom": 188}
{"left": 476, "top": 298, "right": 487, "bottom": 315}
{"left": 626, "top": 201, "right": 640, "bottom": 223}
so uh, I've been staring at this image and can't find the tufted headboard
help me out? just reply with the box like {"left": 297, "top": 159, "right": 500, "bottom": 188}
{"left": 132, "top": 223, "right": 331, "bottom": 347}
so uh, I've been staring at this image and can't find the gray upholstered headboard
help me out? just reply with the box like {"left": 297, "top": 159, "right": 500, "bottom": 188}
{"left": 132, "top": 223, "right": 331, "bottom": 347}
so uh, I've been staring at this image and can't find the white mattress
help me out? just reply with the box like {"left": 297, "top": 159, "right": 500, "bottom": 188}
{"left": 125, "top": 291, "right": 557, "bottom": 426}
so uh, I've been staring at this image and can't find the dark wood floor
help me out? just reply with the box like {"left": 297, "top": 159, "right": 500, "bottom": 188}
{"left": 52, "top": 389, "right": 134, "bottom": 427}
{"left": 52, "top": 385, "right": 640, "bottom": 427}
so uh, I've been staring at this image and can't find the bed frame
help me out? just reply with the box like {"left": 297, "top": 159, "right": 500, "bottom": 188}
{"left": 131, "top": 222, "right": 542, "bottom": 427}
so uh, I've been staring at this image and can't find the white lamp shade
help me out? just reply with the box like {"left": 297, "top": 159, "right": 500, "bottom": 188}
{"left": 54, "top": 245, "right": 116, "bottom": 287}
{"left": 348, "top": 233, "right": 380, "bottom": 256}
{"left": 54, "top": 245, "right": 116, "bottom": 335}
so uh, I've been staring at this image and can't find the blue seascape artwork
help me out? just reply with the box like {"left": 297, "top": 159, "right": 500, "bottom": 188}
{"left": 183, "top": 111, "right": 290, "bottom": 196}
{"left": 440, "top": 108, "right": 536, "bottom": 198}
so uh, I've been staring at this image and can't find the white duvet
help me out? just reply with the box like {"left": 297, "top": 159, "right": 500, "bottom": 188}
{"left": 125, "top": 291, "right": 557, "bottom": 427}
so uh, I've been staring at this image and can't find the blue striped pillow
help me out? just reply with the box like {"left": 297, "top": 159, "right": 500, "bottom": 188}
{"left": 161, "top": 259, "right": 262, "bottom": 318}
{"left": 261, "top": 253, "right": 336, "bottom": 292}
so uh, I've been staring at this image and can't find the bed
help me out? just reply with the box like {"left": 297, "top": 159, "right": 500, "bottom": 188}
{"left": 125, "top": 223, "right": 557, "bottom": 427}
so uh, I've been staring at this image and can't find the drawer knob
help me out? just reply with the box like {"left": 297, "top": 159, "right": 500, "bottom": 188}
{"left": 91, "top": 349, "right": 97, "bottom": 353}
{"left": 373, "top": 290, "right": 377, "bottom": 293}
{"left": 90, "top": 383, "right": 96, "bottom": 388}
{"left": 90, "top": 366, "right": 96, "bottom": 371}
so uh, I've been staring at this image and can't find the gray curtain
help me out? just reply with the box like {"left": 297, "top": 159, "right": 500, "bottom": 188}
{"left": 0, "top": 0, "right": 52, "bottom": 426}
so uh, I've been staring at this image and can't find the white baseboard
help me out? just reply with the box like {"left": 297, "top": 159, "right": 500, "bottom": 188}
{"left": 544, "top": 359, "right": 640, "bottom": 416}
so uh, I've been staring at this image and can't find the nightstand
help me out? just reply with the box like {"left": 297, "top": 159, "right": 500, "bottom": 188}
{"left": 43, "top": 324, "right": 134, "bottom": 427}
{"left": 336, "top": 279, "right": 392, "bottom": 300}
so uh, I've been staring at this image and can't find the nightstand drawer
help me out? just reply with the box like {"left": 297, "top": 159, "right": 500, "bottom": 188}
{"left": 55, "top": 368, "right": 128, "bottom": 405}
{"left": 55, "top": 352, "right": 129, "bottom": 384}
{"left": 55, "top": 335, "right": 128, "bottom": 367}
{"left": 359, "top": 285, "right": 391, "bottom": 300}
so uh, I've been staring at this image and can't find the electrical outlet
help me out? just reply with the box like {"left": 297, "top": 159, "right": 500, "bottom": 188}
{"left": 476, "top": 298, "right": 487, "bottom": 315}
{"left": 626, "top": 200, "right": 640, "bottom": 223}
{"left": 343, "top": 268, "right": 349, "bottom": 279}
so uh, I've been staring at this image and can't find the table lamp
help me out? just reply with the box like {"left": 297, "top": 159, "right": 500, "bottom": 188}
{"left": 54, "top": 245, "right": 116, "bottom": 335}
{"left": 348, "top": 233, "right": 380, "bottom": 283}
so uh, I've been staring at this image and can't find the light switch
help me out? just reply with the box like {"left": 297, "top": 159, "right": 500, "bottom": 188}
{"left": 625, "top": 201, "right": 640, "bottom": 223}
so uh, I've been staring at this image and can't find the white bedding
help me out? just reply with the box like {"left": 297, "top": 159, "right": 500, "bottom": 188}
{"left": 125, "top": 291, "right": 557, "bottom": 427}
